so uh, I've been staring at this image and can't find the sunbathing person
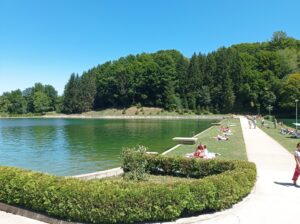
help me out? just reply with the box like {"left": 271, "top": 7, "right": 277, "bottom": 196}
{"left": 280, "top": 127, "right": 288, "bottom": 135}
{"left": 220, "top": 126, "right": 232, "bottom": 135}
{"left": 193, "top": 144, "right": 205, "bottom": 158}
{"left": 185, "top": 144, "right": 203, "bottom": 158}
{"left": 185, "top": 144, "right": 221, "bottom": 159}
{"left": 216, "top": 134, "right": 229, "bottom": 141}
{"left": 203, "top": 145, "right": 221, "bottom": 159}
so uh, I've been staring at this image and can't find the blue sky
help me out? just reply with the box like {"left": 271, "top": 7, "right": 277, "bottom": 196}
{"left": 0, "top": 0, "right": 299, "bottom": 94}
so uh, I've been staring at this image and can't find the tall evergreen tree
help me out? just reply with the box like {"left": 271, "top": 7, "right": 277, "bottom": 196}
{"left": 77, "top": 73, "right": 97, "bottom": 112}
{"left": 63, "top": 73, "right": 80, "bottom": 114}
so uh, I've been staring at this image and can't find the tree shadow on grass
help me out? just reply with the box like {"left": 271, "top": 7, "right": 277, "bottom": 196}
{"left": 274, "top": 181, "right": 300, "bottom": 188}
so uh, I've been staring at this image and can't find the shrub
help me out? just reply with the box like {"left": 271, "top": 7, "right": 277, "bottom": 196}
{"left": 0, "top": 154, "right": 256, "bottom": 224}
{"left": 264, "top": 115, "right": 273, "bottom": 121}
{"left": 121, "top": 146, "right": 148, "bottom": 181}
{"left": 136, "top": 103, "right": 142, "bottom": 109}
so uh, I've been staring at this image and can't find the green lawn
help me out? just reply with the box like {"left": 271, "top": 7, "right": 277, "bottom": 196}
{"left": 260, "top": 119, "right": 299, "bottom": 154}
{"left": 166, "top": 118, "right": 247, "bottom": 160}
{"left": 101, "top": 174, "right": 197, "bottom": 184}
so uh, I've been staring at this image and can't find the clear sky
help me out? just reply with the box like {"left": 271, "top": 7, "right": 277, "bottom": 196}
{"left": 0, "top": 0, "right": 299, "bottom": 95}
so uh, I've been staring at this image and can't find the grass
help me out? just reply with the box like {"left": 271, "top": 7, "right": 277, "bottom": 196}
{"left": 86, "top": 106, "right": 224, "bottom": 116}
{"left": 101, "top": 174, "right": 197, "bottom": 184}
{"left": 42, "top": 106, "right": 229, "bottom": 117}
{"left": 260, "top": 119, "right": 298, "bottom": 154}
{"left": 166, "top": 118, "right": 247, "bottom": 160}
{"left": 1, "top": 107, "right": 230, "bottom": 118}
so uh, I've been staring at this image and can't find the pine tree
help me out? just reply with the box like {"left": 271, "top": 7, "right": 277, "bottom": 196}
{"left": 77, "top": 73, "right": 97, "bottom": 112}
{"left": 63, "top": 73, "right": 80, "bottom": 113}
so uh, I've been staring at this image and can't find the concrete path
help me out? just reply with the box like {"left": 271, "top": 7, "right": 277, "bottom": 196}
{"left": 0, "top": 211, "right": 46, "bottom": 224}
{"left": 191, "top": 116, "right": 300, "bottom": 224}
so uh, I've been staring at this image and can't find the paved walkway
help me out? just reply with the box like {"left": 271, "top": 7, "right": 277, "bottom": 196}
{"left": 1, "top": 116, "right": 300, "bottom": 224}
{"left": 188, "top": 116, "right": 300, "bottom": 224}
{"left": 0, "top": 211, "right": 46, "bottom": 224}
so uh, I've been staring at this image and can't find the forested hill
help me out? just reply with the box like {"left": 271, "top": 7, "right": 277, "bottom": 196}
{"left": 1, "top": 31, "right": 300, "bottom": 115}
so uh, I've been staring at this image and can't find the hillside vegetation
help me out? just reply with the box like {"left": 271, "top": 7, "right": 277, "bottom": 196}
{"left": 1, "top": 31, "right": 300, "bottom": 115}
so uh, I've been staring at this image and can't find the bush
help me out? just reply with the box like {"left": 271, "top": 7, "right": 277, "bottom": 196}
{"left": 121, "top": 146, "right": 148, "bottom": 181}
{"left": 136, "top": 103, "right": 142, "bottom": 109}
{"left": 264, "top": 115, "right": 273, "bottom": 121}
{"left": 0, "top": 154, "right": 256, "bottom": 224}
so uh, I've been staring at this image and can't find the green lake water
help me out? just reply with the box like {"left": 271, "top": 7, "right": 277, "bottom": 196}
{"left": 278, "top": 118, "right": 296, "bottom": 127}
{"left": 0, "top": 118, "right": 216, "bottom": 176}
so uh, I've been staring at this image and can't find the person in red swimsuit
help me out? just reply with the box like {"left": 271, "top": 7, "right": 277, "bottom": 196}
{"left": 292, "top": 142, "right": 300, "bottom": 186}
{"left": 193, "top": 144, "right": 205, "bottom": 158}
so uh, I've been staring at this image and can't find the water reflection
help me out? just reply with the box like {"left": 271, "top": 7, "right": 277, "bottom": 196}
{"left": 0, "top": 118, "right": 215, "bottom": 176}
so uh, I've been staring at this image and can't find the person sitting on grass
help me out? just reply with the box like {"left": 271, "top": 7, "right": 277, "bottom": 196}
{"left": 193, "top": 144, "right": 205, "bottom": 158}
{"left": 185, "top": 144, "right": 204, "bottom": 158}
{"left": 220, "top": 126, "right": 232, "bottom": 136}
{"left": 203, "top": 144, "right": 221, "bottom": 158}
{"left": 186, "top": 144, "right": 221, "bottom": 159}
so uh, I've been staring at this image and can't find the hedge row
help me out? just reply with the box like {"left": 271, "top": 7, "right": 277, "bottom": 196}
{"left": 0, "top": 155, "right": 256, "bottom": 224}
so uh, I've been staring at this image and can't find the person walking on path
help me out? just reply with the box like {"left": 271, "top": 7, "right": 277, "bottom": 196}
{"left": 252, "top": 116, "right": 257, "bottom": 129}
{"left": 292, "top": 142, "right": 300, "bottom": 186}
{"left": 247, "top": 116, "right": 252, "bottom": 129}
{"left": 261, "top": 117, "right": 265, "bottom": 127}
{"left": 273, "top": 117, "right": 277, "bottom": 128}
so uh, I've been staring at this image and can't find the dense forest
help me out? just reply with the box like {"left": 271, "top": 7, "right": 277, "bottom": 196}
{"left": 1, "top": 31, "right": 300, "bottom": 115}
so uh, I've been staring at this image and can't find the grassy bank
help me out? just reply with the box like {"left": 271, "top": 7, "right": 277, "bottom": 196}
{"left": 43, "top": 107, "right": 229, "bottom": 118}
{"left": 260, "top": 119, "right": 298, "bottom": 153}
{"left": 166, "top": 118, "right": 247, "bottom": 160}
{"left": 0, "top": 107, "right": 230, "bottom": 119}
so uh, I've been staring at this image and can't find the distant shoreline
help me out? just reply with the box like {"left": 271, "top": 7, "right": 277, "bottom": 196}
{"left": 43, "top": 114, "right": 227, "bottom": 120}
{"left": 0, "top": 114, "right": 228, "bottom": 120}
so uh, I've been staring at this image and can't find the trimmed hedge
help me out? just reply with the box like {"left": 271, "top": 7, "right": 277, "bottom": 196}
{"left": 0, "top": 155, "right": 256, "bottom": 224}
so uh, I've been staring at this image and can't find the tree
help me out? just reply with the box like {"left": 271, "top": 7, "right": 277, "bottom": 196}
{"left": 63, "top": 73, "right": 80, "bottom": 113}
{"left": 279, "top": 73, "right": 300, "bottom": 110}
{"left": 277, "top": 48, "right": 300, "bottom": 74}
{"left": 77, "top": 73, "right": 97, "bottom": 112}
{"left": 44, "top": 85, "right": 58, "bottom": 111}
{"left": 0, "top": 94, "right": 11, "bottom": 113}
{"left": 260, "top": 90, "right": 276, "bottom": 112}
{"left": 33, "top": 91, "right": 51, "bottom": 113}
{"left": 23, "top": 87, "right": 35, "bottom": 112}
{"left": 212, "top": 47, "right": 236, "bottom": 112}
{"left": 186, "top": 53, "right": 202, "bottom": 110}
{"left": 272, "top": 31, "right": 288, "bottom": 43}
{"left": 4, "top": 90, "right": 27, "bottom": 114}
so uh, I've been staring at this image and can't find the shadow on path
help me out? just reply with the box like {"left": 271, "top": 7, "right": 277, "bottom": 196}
{"left": 274, "top": 181, "right": 300, "bottom": 188}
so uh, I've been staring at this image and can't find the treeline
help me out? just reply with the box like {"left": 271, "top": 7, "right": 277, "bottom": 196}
{"left": 0, "top": 83, "right": 61, "bottom": 114}
{"left": 1, "top": 31, "right": 300, "bottom": 115}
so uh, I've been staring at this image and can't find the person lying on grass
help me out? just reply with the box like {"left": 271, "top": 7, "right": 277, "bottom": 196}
{"left": 213, "top": 134, "right": 229, "bottom": 141}
{"left": 220, "top": 126, "right": 232, "bottom": 135}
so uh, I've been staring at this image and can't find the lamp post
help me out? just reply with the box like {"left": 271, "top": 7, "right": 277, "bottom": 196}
{"left": 267, "top": 105, "right": 272, "bottom": 116}
{"left": 296, "top": 99, "right": 299, "bottom": 133}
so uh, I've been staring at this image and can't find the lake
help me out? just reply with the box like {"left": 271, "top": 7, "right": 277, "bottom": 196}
{"left": 278, "top": 118, "right": 297, "bottom": 128}
{"left": 0, "top": 118, "right": 216, "bottom": 176}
